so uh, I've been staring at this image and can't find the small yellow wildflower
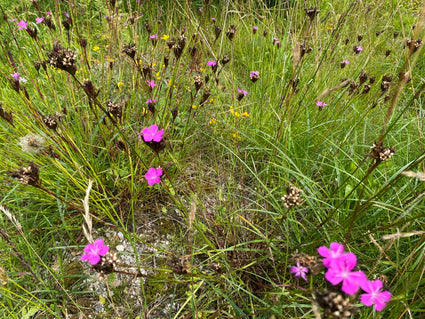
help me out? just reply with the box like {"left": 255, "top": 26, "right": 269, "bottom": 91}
{"left": 192, "top": 105, "right": 197, "bottom": 109}
{"left": 107, "top": 58, "right": 115, "bottom": 62}
{"left": 117, "top": 81, "right": 124, "bottom": 88}
{"left": 152, "top": 63, "right": 156, "bottom": 67}
{"left": 200, "top": 67, "right": 205, "bottom": 73}
{"left": 161, "top": 34, "right": 170, "bottom": 40}
{"left": 209, "top": 118, "right": 217, "bottom": 125}
{"left": 241, "top": 112, "right": 250, "bottom": 118}
{"left": 234, "top": 111, "right": 240, "bottom": 117}
{"left": 232, "top": 132, "right": 240, "bottom": 140}
{"left": 93, "top": 46, "right": 100, "bottom": 52}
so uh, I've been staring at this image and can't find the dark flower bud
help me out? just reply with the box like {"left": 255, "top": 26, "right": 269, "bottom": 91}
{"left": 62, "top": 20, "right": 71, "bottom": 31}
{"left": 163, "top": 56, "right": 169, "bottom": 68}
{"left": 43, "top": 16, "right": 55, "bottom": 30}
{"left": 345, "top": 38, "right": 349, "bottom": 45}
{"left": 226, "top": 25, "right": 236, "bottom": 41}
{"left": 385, "top": 49, "right": 391, "bottom": 57}
{"left": 82, "top": 79, "right": 96, "bottom": 97}
{"left": 393, "top": 32, "right": 399, "bottom": 39}
{"left": 201, "top": 89, "right": 210, "bottom": 105}
{"left": 79, "top": 38, "right": 87, "bottom": 49}
{"left": 142, "top": 65, "right": 151, "bottom": 79}
{"left": 171, "top": 107, "right": 178, "bottom": 121}
{"left": 363, "top": 84, "right": 371, "bottom": 94}
{"left": 359, "top": 70, "right": 368, "bottom": 84}
{"left": 204, "top": 73, "right": 210, "bottom": 85}
{"left": 214, "top": 25, "right": 222, "bottom": 41}
{"left": 357, "top": 34, "right": 363, "bottom": 41}
{"left": 263, "top": 30, "right": 268, "bottom": 37}
{"left": 144, "top": 23, "right": 152, "bottom": 34}
{"left": 368, "top": 76, "right": 376, "bottom": 84}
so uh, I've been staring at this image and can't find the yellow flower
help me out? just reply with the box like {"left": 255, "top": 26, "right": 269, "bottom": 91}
{"left": 234, "top": 111, "right": 240, "bottom": 117}
{"left": 161, "top": 34, "right": 170, "bottom": 40}
{"left": 241, "top": 112, "right": 250, "bottom": 118}
{"left": 192, "top": 105, "right": 197, "bottom": 109}
{"left": 117, "top": 81, "right": 124, "bottom": 88}
{"left": 93, "top": 46, "right": 100, "bottom": 52}
{"left": 232, "top": 132, "right": 240, "bottom": 140}
{"left": 107, "top": 58, "right": 115, "bottom": 62}
{"left": 209, "top": 118, "right": 217, "bottom": 125}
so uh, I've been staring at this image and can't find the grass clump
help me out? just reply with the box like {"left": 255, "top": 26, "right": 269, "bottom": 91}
{"left": 0, "top": 0, "right": 424, "bottom": 318}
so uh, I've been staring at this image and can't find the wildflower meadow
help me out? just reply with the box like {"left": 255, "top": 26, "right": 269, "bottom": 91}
{"left": 0, "top": 0, "right": 424, "bottom": 318}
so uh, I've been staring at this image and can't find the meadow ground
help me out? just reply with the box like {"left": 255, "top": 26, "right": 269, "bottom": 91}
{"left": 0, "top": 0, "right": 424, "bottom": 318}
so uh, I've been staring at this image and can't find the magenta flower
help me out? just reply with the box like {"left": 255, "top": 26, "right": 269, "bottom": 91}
{"left": 290, "top": 262, "right": 308, "bottom": 281}
{"left": 36, "top": 17, "right": 44, "bottom": 24}
{"left": 10, "top": 73, "right": 20, "bottom": 81}
{"left": 324, "top": 252, "right": 367, "bottom": 295}
{"left": 253, "top": 26, "right": 258, "bottom": 30}
{"left": 81, "top": 239, "right": 109, "bottom": 265}
{"left": 145, "top": 99, "right": 156, "bottom": 104}
{"left": 316, "top": 101, "right": 328, "bottom": 108}
{"left": 46, "top": 11, "right": 52, "bottom": 15}
{"left": 237, "top": 88, "right": 247, "bottom": 96}
{"left": 212, "top": 17, "right": 216, "bottom": 22}
{"left": 207, "top": 60, "right": 217, "bottom": 66}
{"left": 318, "top": 242, "right": 345, "bottom": 267}
{"left": 250, "top": 71, "right": 259, "bottom": 79}
{"left": 140, "top": 124, "right": 164, "bottom": 142}
{"left": 354, "top": 46, "right": 363, "bottom": 54}
{"left": 146, "top": 80, "right": 156, "bottom": 88}
{"left": 8, "top": 18, "right": 17, "bottom": 22}
{"left": 16, "top": 20, "right": 28, "bottom": 30}
{"left": 145, "top": 167, "right": 163, "bottom": 185}
{"left": 340, "top": 60, "right": 350, "bottom": 68}
{"left": 149, "top": 34, "right": 158, "bottom": 39}
{"left": 360, "top": 279, "right": 392, "bottom": 311}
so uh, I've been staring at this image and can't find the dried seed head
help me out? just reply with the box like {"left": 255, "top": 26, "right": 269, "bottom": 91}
{"left": 194, "top": 75, "right": 203, "bottom": 91}
{"left": 122, "top": 43, "right": 137, "bottom": 59}
{"left": 362, "top": 84, "right": 371, "bottom": 94}
{"left": 221, "top": 55, "right": 230, "bottom": 65}
{"left": 385, "top": 49, "right": 391, "bottom": 57}
{"left": 166, "top": 37, "right": 176, "bottom": 50}
{"left": 163, "top": 56, "right": 169, "bottom": 68}
{"left": 10, "top": 162, "right": 40, "bottom": 186}
{"left": 144, "top": 22, "right": 152, "bottom": 34}
{"left": 315, "top": 289, "right": 358, "bottom": 319}
{"left": 349, "top": 81, "right": 359, "bottom": 94}
{"left": 106, "top": 101, "right": 122, "bottom": 119}
{"left": 368, "top": 76, "right": 376, "bottom": 84}
{"left": 43, "top": 115, "right": 58, "bottom": 130}
{"left": 48, "top": 45, "right": 77, "bottom": 75}
{"left": 305, "top": 7, "right": 320, "bottom": 21}
{"left": 79, "top": 38, "right": 87, "bottom": 49}
{"left": 282, "top": 185, "right": 303, "bottom": 208}
{"left": 142, "top": 65, "right": 151, "bottom": 79}
{"left": 0, "top": 104, "right": 13, "bottom": 126}
{"left": 18, "top": 134, "right": 46, "bottom": 154}
{"left": 93, "top": 251, "right": 118, "bottom": 278}
{"left": 43, "top": 16, "right": 55, "bottom": 30}
{"left": 370, "top": 141, "right": 396, "bottom": 163}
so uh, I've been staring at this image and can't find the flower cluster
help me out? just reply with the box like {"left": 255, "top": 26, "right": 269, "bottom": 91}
{"left": 318, "top": 242, "right": 391, "bottom": 311}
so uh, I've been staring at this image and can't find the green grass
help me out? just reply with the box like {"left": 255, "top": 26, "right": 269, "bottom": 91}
{"left": 0, "top": 0, "right": 424, "bottom": 318}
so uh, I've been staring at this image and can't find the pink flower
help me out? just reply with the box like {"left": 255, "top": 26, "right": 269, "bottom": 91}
{"left": 340, "top": 60, "right": 350, "bottom": 68}
{"left": 212, "top": 17, "right": 216, "bottom": 22}
{"left": 249, "top": 71, "right": 259, "bottom": 79}
{"left": 145, "top": 99, "right": 156, "bottom": 104}
{"left": 360, "top": 279, "right": 392, "bottom": 311}
{"left": 81, "top": 239, "right": 109, "bottom": 265}
{"left": 290, "top": 262, "right": 308, "bottom": 281}
{"left": 354, "top": 46, "right": 363, "bottom": 54}
{"left": 10, "top": 73, "right": 20, "bottom": 81}
{"left": 253, "top": 26, "right": 258, "bottom": 30}
{"left": 324, "top": 253, "right": 367, "bottom": 295}
{"left": 316, "top": 101, "right": 328, "bottom": 107}
{"left": 207, "top": 60, "right": 217, "bottom": 66}
{"left": 318, "top": 242, "right": 345, "bottom": 267}
{"left": 8, "top": 19, "right": 17, "bottom": 22}
{"left": 36, "top": 17, "right": 44, "bottom": 24}
{"left": 16, "top": 20, "right": 28, "bottom": 30}
{"left": 146, "top": 80, "right": 156, "bottom": 88}
{"left": 145, "top": 167, "right": 163, "bottom": 185}
{"left": 46, "top": 11, "right": 52, "bottom": 15}
{"left": 149, "top": 34, "right": 158, "bottom": 39}
{"left": 140, "top": 124, "right": 164, "bottom": 142}
{"left": 237, "top": 88, "right": 247, "bottom": 96}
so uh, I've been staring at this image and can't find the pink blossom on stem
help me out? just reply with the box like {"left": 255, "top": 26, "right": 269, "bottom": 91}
{"left": 140, "top": 124, "right": 164, "bottom": 142}
{"left": 290, "top": 262, "right": 308, "bottom": 281}
{"left": 10, "top": 73, "right": 20, "bottom": 81}
{"left": 324, "top": 252, "right": 367, "bottom": 295}
{"left": 146, "top": 80, "right": 156, "bottom": 88}
{"left": 207, "top": 60, "right": 217, "bottom": 66}
{"left": 318, "top": 242, "right": 346, "bottom": 267}
{"left": 145, "top": 167, "right": 163, "bottom": 185}
{"left": 81, "top": 239, "right": 109, "bottom": 265}
{"left": 360, "top": 279, "right": 392, "bottom": 311}
{"left": 36, "top": 17, "right": 44, "bottom": 24}
{"left": 16, "top": 20, "right": 28, "bottom": 30}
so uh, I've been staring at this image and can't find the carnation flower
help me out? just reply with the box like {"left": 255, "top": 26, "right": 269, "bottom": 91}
{"left": 290, "top": 262, "right": 309, "bottom": 281}
{"left": 360, "top": 279, "right": 392, "bottom": 311}
{"left": 145, "top": 167, "right": 163, "bottom": 185}
{"left": 139, "top": 124, "right": 164, "bottom": 142}
{"left": 81, "top": 239, "right": 109, "bottom": 265}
